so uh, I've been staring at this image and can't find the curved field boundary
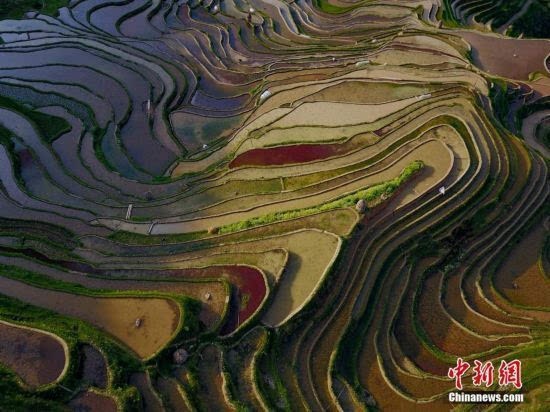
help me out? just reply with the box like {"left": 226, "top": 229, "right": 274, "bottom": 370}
{"left": 0, "top": 274, "right": 183, "bottom": 360}
{"left": 0, "top": 319, "right": 70, "bottom": 389}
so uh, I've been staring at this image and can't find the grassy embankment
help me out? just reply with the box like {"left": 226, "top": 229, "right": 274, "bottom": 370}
{"left": 218, "top": 160, "right": 424, "bottom": 234}
{"left": 0, "top": 95, "right": 71, "bottom": 143}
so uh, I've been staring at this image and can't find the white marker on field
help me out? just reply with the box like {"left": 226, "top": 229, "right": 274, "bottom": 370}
{"left": 355, "top": 60, "right": 370, "bottom": 67}
{"left": 259, "top": 90, "right": 272, "bottom": 102}
{"left": 439, "top": 186, "right": 446, "bottom": 195}
{"left": 416, "top": 93, "right": 432, "bottom": 100}
{"left": 126, "top": 204, "right": 133, "bottom": 220}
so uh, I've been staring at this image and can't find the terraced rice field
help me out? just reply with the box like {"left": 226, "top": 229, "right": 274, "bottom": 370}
{"left": 0, "top": 320, "right": 68, "bottom": 388}
{"left": 0, "top": 0, "right": 548, "bottom": 410}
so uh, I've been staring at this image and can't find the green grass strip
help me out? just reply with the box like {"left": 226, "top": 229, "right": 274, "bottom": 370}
{"left": 218, "top": 160, "right": 424, "bottom": 235}
{"left": 0, "top": 94, "right": 71, "bottom": 143}
{"left": 0, "top": 0, "right": 68, "bottom": 20}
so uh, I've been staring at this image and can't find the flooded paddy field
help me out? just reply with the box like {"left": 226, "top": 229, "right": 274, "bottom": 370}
{"left": 456, "top": 30, "right": 550, "bottom": 80}
{"left": 0, "top": 0, "right": 548, "bottom": 409}
{"left": 78, "top": 344, "right": 108, "bottom": 389}
{"left": 0, "top": 276, "right": 180, "bottom": 359}
{"left": 0, "top": 320, "right": 67, "bottom": 388}
{"left": 69, "top": 390, "right": 118, "bottom": 412}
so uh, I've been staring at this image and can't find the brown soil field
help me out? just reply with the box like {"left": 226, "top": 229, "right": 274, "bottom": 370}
{"left": 269, "top": 97, "right": 423, "bottom": 129}
{"left": 443, "top": 270, "right": 527, "bottom": 336}
{"left": 0, "top": 320, "right": 67, "bottom": 388}
{"left": 294, "top": 81, "right": 440, "bottom": 105}
{"left": 482, "top": 271, "right": 550, "bottom": 324}
{"left": 0, "top": 239, "right": 231, "bottom": 331}
{"left": 358, "top": 260, "right": 452, "bottom": 408}
{"left": 69, "top": 390, "right": 117, "bottom": 412}
{"left": 418, "top": 271, "right": 530, "bottom": 356}
{"left": 477, "top": 245, "right": 550, "bottom": 324}
{"left": 244, "top": 122, "right": 378, "bottom": 150}
{"left": 197, "top": 345, "right": 234, "bottom": 411}
{"left": 0, "top": 277, "right": 180, "bottom": 359}
{"left": 79, "top": 344, "right": 108, "bottom": 389}
{"left": 260, "top": 230, "right": 341, "bottom": 327}
{"left": 393, "top": 260, "right": 454, "bottom": 377}
{"left": 456, "top": 31, "right": 550, "bottom": 80}
{"left": 130, "top": 372, "right": 164, "bottom": 412}
{"left": 465, "top": 275, "right": 532, "bottom": 326}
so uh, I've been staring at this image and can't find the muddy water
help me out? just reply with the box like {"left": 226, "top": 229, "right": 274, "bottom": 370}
{"left": 457, "top": 31, "right": 550, "bottom": 80}
{"left": 0, "top": 321, "right": 66, "bottom": 387}
{"left": 69, "top": 390, "right": 117, "bottom": 412}
{"left": 494, "top": 225, "right": 550, "bottom": 308}
{"left": 130, "top": 372, "right": 164, "bottom": 412}
{"left": 170, "top": 111, "right": 244, "bottom": 152}
{"left": 80, "top": 344, "right": 108, "bottom": 389}
{"left": 156, "top": 377, "right": 191, "bottom": 412}
{"left": 0, "top": 276, "right": 179, "bottom": 359}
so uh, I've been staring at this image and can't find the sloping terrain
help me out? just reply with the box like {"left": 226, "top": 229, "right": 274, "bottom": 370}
{"left": 0, "top": 0, "right": 547, "bottom": 410}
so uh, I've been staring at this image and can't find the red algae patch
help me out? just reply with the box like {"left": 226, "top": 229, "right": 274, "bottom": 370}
{"left": 0, "top": 320, "right": 67, "bottom": 388}
{"left": 219, "top": 266, "right": 268, "bottom": 335}
{"left": 146, "top": 265, "right": 267, "bottom": 335}
{"left": 229, "top": 142, "right": 349, "bottom": 168}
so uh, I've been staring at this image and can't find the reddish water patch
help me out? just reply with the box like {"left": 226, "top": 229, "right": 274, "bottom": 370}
{"left": 219, "top": 266, "right": 267, "bottom": 335}
{"left": 229, "top": 142, "right": 348, "bottom": 168}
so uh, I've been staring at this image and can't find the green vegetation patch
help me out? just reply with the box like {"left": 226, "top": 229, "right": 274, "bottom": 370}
{"left": 314, "top": 0, "right": 355, "bottom": 14}
{"left": 0, "top": 0, "right": 68, "bottom": 20}
{"left": 440, "top": 0, "right": 461, "bottom": 28}
{"left": 509, "top": 0, "right": 550, "bottom": 38}
{"left": 0, "top": 95, "right": 71, "bottom": 143}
